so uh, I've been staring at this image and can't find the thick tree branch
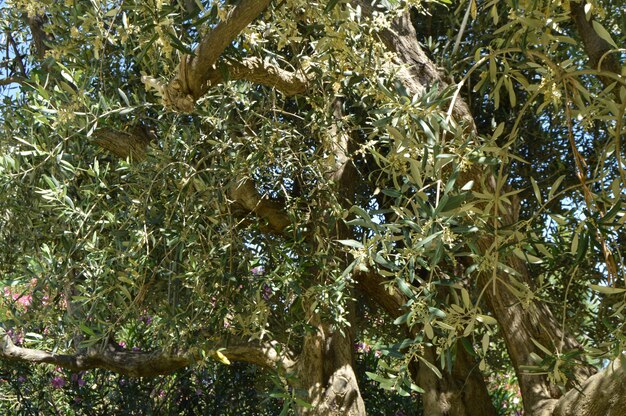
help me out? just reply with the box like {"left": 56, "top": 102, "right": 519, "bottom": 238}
{"left": 355, "top": 271, "right": 405, "bottom": 318}
{"left": 356, "top": 4, "right": 596, "bottom": 414}
{"left": 92, "top": 126, "right": 152, "bottom": 161}
{"left": 204, "top": 57, "right": 309, "bottom": 97}
{"left": 162, "top": 0, "right": 272, "bottom": 112}
{"left": 356, "top": 2, "right": 473, "bottom": 124}
{"left": 229, "top": 178, "right": 291, "bottom": 234}
{"left": 186, "top": 0, "right": 272, "bottom": 94}
{"left": 221, "top": 340, "right": 296, "bottom": 372}
{"left": 1, "top": 332, "right": 190, "bottom": 377}
{"left": 570, "top": 1, "right": 622, "bottom": 95}
{"left": 24, "top": 13, "right": 52, "bottom": 59}
{"left": 355, "top": 269, "right": 497, "bottom": 416}
{"left": 1, "top": 330, "right": 296, "bottom": 377}
{"left": 90, "top": 128, "right": 291, "bottom": 234}
{"left": 552, "top": 355, "right": 626, "bottom": 416}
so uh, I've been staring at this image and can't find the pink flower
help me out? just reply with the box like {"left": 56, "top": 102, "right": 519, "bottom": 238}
{"left": 262, "top": 284, "right": 272, "bottom": 300}
{"left": 3, "top": 287, "right": 32, "bottom": 309}
{"left": 251, "top": 266, "right": 265, "bottom": 276}
{"left": 354, "top": 342, "right": 371, "bottom": 353}
{"left": 71, "top": 373, "right": 85, "bottom": 387}
{"left": 7, "top": 329, "right": 24, "bottom": 345}
{"left": 51, "top": 376, "right": 65, "bottom": 388}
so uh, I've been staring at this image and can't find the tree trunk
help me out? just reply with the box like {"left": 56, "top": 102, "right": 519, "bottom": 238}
{"left": 358, "top": 271, "right": 497, "bottom": 416}
{"left": 417, "top": 345, "right": 497, "bottom": 416}
{"left": 363, "top": 5, "right": 600, "bottom": 415}
{"left": 289, "top": 96, "right": 366, "bottom": 415}
{"left": 296, "top": 313, "right": 366, "bottom": 415}
{"left": 552, "top": 356, "right": 626, "bottom": 416}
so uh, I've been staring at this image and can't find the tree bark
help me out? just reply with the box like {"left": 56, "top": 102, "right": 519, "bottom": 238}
{"left": 357, "top": 271, "right": 497, "bottom": 416}
{"left": 569, "top": 0, "right": 622, "bottom": 97}
{"left": 290, "top": 97, "right": 366, "bottom": 415}
{"left": 24, "top": 1, "right": 625, "bottom": 414}
{"left": 552, "top": 355, "right": 626, "bottom": 416}
{"left": 296, "top": 314, "right": 366, "bottom": 415}
{"left": 361, "top": 5, "right": 599, "bottom": 415}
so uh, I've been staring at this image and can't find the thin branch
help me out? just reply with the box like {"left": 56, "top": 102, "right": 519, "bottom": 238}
{"left": 6, "top": 31, "right": 27, "bottom": 76}
{"left": 0, "top": 76, "right": 25, "bottom": 86}
{"left": 452, "top": 0, "right": 473, "bottom": 56}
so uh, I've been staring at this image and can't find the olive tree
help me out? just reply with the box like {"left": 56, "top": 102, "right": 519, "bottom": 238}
{"left": 0, "top": 0, "right": 624, "bottom": 414}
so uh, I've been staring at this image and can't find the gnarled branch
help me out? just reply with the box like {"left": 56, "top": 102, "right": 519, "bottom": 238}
{"left": 92, "top": 126, "right": 153, "bottom": 161}
{"left": 1, "top": 330, "right": 295, "bottom": 377}
{"left": 163, "top": 0, "right": 272, "bottom": 112}
{"left": 229, "top": 178, "right": 291, "bottom": 234}
{"left": 552, "top": 355, "right": 626, "bottom": 416}
{"left": 0, "top": 332, "right": 190, "bottom": 377}
{"left": 570, "top": 1, "right": 622, "bottom": 95}
{"left": 204, "top": 57, "right": 309, "bottom": 97}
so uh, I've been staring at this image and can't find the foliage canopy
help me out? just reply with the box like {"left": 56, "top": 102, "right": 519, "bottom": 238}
{"left": 0, "top": 0, "right": 624, "bottom": 414}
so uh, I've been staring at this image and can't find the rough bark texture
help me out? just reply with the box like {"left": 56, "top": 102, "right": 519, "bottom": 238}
{"left": 417, "top": 345, "right": 493, "bottom": 416}
{"left": 365, "top": 5, "right": 598, "bottom": 415}
{"left": 0, "top": 332, "right": 190, "bottom": 377}
{"left": 207, "top": 57, "right": 309, "bottom": 96}
{"left": 162, "top": 0, "right": 272, "bottom": 112}
{"left": 476, "top": 242, "right": 594, "bottom": 415}
{"left": 16, "top": 1, "right": 626, "bottom": 414}
{"left": 297, "top": 316, "right": 366, "bottom": 416}
{"left": 93, "top": 126, "right": 152, "bottom": 161}
{"left": 229, "top": 178, "right": 292, "bottom": 233}
{"left": 552, "top": 356, "right": 626, "bottom": 416}
{"left": 570, "top": 0, "right": 622, "bottom": 96}
{"left": 1, "top": 329, "right": 297, "bottom": 378}
{"left": 185, "top": 0, "right": 272, "bottom": 97}
{"left": 357, "top": 271, "right": 498, "bottom": 416}
{"left": 291, "top": 97, "right": 366, "bottom": 415}
{"left": 221, "top": 340, "right": 296, "bottom": 372}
